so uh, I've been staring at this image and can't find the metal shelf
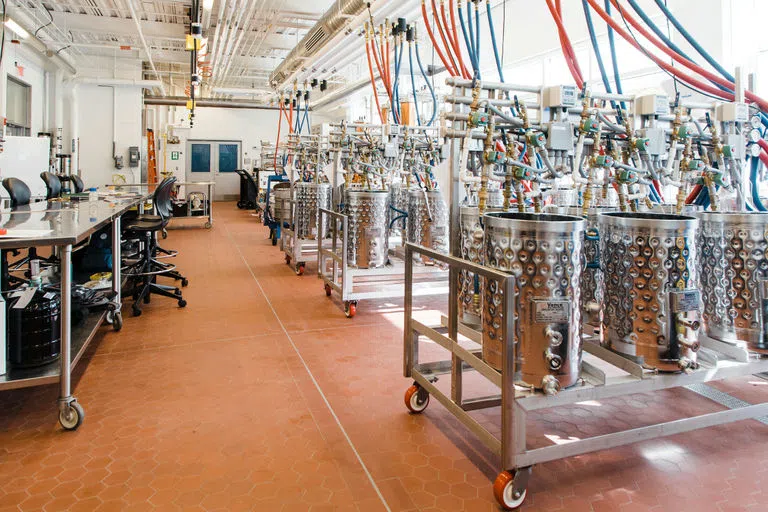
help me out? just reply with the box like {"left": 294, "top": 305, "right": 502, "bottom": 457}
{"left": 0, "top": 310, "right": 106, "bottom": 391}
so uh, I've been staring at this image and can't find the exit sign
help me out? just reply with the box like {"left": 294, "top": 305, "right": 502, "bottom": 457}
{"left": 171, "top": 151, "right": 179, "bottom": 160}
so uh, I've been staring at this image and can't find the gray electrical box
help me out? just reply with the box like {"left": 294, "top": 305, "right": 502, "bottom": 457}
{"left": 545, "top": 122, "right": 575, "bottom": 152}
{"left": 129, "top": 146, "right": 140, "bottom": 168}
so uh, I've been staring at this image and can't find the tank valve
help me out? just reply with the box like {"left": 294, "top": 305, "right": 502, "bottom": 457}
{"left": 545, "top": 349, "right": 563, "bottom": 371}
{"left": 678, "top": 336, "right": 701, "bottom": 352}
{"left": 676, "top": 317, "right": 701, "bottom": 331}
{"left": 541, "top": 375, "right": 560, "bottom": 396}
{"left": 545, "top": 326, "right": 563, "bottom": 347}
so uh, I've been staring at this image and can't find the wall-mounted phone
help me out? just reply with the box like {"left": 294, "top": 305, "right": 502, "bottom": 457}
{"left": 129, "top": 146, "right": 140, "bottom": 167}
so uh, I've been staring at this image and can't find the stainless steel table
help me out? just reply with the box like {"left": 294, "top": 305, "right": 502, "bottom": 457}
{"left": 109, "top": 181, "right": 215, "bottom": 228}
{"left": 0, "top": 191, "right": 149, "bottom": 430}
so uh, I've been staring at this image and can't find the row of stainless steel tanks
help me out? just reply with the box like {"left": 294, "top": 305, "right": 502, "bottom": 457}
{"left": 460, "top": 207, "right": 768, "bottom": 394}
{"left": 273, "top": 182, "right": 450, "bottom": 268}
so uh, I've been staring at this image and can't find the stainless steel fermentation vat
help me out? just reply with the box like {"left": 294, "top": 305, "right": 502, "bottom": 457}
{"left": 483, "top": 212, "right": 585, "bottom": 393}
{"left": 294, "top": 182, "right": 331, "bottom": 239}
{"left": 407, "top": 189, "right": 448, "bottom": 262}
{"left": 345, "top": 189, "right": 389, "bottom": 269}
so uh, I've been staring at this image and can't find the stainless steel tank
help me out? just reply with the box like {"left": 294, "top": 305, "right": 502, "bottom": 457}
{"left": 272, "top": 184, "right": 292, "bottom": 226}
{"left": 552, "top": 206, "right": 618, "bottom": 335}
{"left": 345, "top": 189, "right": 389, "bottom": 269}
{"left": 294, "top": 182, "right": 331, "bottom": 239}
{"left": 697, "top": 212, "right": 768, "bottom": 352}
{"left": 407, "top": 189, "right": 448, "bottom": 262}
{"left": 483, "top": 212, "right": 585, "bottom": 393}
{"left": 458, "top": 206, "right": 500, "bottom": 327}
{"left": 600, "top": 212, "right": 701, "bottom": 371}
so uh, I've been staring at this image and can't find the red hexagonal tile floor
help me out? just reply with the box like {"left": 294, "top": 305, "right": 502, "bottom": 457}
{"left": 2, "top": 204, "right": 768, "bottom": 511}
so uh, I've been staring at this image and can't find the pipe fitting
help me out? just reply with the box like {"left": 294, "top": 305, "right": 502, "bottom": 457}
{"left": 545, "top": 349, "right": 563, "bottom": 371}
{"left": 541, "top": 375, "right": 560, "bottom": 395}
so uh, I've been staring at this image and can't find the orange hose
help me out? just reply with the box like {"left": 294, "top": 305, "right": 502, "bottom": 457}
{"left": 274, "top": 101, "right": 284, "bottom": 172}
{"left": 546, "top": 0, "right": 584, "bottom": 86}
{"left": 421, "top": 0, "right": 456, "bottom": 76}
{"left": 432, "top": 0, "right": 460, "bottom": 77}
{"left": 366, "top": 41, "right": 385, "bottom": 123}
{"left": 448, "top": 0, "right": 471, "bottom": 79}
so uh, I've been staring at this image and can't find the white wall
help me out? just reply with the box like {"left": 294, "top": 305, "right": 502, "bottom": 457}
{"left": 0, "top": 44, "right": 47, "bottom": 136}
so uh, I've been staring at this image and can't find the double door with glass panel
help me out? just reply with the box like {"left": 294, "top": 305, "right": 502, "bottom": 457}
{"left": 186, "top": 140, "right": 241, "bottom": 200}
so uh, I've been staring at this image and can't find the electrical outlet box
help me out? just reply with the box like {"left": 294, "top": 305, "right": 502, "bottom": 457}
{"left": 724, "top": 133, "right": 746, "bottom": 160}
{"left": 545, "top": 122, "right": 574, "bottom": 151}
{"left": 128, "top": 146, "right": 140, "bottom": 167}
{"left": 384, "top": 142, "right": 398, "bottom": 158}
{"left": 639, "top": 127, "right": 667, "bottom": 156}
{"left": 636, "top": 95, "right": 670, "bottom": 116}
{"left": 542, "top": 85, "right": 578, "bottom": 109}
{"left": 717, "top": 102, "right": 749, "bottom": 123}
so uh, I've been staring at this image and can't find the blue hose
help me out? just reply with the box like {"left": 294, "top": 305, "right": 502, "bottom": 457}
{"left": 408, "top": 43, "right": 422, "bottom": 126}
{"left": 466, "top": 2, "right": 480, "bottom": 78}
{"left": 603, "top": 0, "right": 626, "bottom": 111}
{"left": 751, "top": 156, "right": 767, "bottom": 211}
{"left": 653, "top": 0, "right": 734, "bottom": 83}
{"left": 583, "top": 0, "right": 618, "bottom": 111}
{"left": 474, "top": 3, "right": 481, "bottom": 79}
{"left": 414, "top": 41, "right": 437, "bottom": 126}
{"left": 458, "top": 5, "right": 477, "bottom": 78}
{"left": 393, "top": 39, "right": 404, "bottom": 122}
{"left": 486, "top": 1, "right": 504, "bottom": 82}
{"left": 627, "top": 0, "right": 731, "bottom": 94}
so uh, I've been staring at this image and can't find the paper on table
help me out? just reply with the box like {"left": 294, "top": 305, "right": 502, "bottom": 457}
{"left": 0, "top": 229, "right": 54, "bottom": 238}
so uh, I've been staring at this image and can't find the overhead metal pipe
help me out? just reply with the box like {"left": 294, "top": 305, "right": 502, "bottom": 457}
{"left": 125, "top": 0, "right": 167, "bottom": 96}
{"left": 144, "top": 96, "right": 287, "bottom": 110}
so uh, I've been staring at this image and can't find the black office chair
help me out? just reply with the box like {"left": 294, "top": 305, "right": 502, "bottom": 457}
{"left": 122, "top": 177, "right": 188, "bottom": 316}
{"left": 40, "top": 172, "right": 62, "bottom": 199}
{"left": 71, "top": 175, "right": 85, "bottom": 193}
{"left": 3, "top": 177, "right": 31, "bottom": 207}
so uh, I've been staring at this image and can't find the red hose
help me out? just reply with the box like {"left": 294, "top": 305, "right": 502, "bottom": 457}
{"left": 385, "top": 37, "right": 392, "bottom": 90}
{"left": 448, "top": 0, "right": 471, "bottom": 79}
{"left": 422, "top": 0, "right": 457, "bottom": 76}
{"left": 586, "top": 0, "right": 732, "bottom": 102}
{"left": 686, "top": 184, "right": 703, "bottom": 204}
{"left": 652, "top": 179, "right": 665, "bottom": 202}
{"left": 760, "top": 150, "right": 768, "bottom": 169}
{"left": 274, "top": 101, "right": 284, "bottom": 171}
{"left": 370, "top": 34, "right": 393, "bottom": 100}
{"left": 366, "top": 41, "right": 385, "bottom": 124}
{"left": 757, "top": 139, "right": 768, "bottom": 154}
{"left": 431, "top": 0, "right": 460, "bottom": 77}
{"left": 610, "top": 0, "right": 768, "bottom": 111}
{"left": 287, "top": 98, "right": 294, "bottom": 134}
{"left": 545, "top": 0, "right": 584, "bottom": 86}
{"left": 553, "top": 0, "right": 584, "bottom": 83}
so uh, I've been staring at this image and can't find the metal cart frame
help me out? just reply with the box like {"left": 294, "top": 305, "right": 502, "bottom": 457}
{"left": 319, "top": 209, "right": 449, "bottom": 318}
{"left": 403, "top": 242, "right": 768, "bottom": 510}
{"left": 111, "top": 181, "right": 215, "bottom": 228}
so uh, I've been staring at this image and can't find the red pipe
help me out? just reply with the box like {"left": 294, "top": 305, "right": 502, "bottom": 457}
{"left": 545, "top": 0, "right": 584, "bottom": 86}
{"left": 553, "top": 0, "right": 584, "bottom": 83}
{"left": 760, "top": 150, "right": 768, "bottom": 169}
{"left": 586, "top": 0, "right": 731, "bottom": 102}
{"left": 385, "top": 37, "right": 392, "bottom": 89}
{"left": 431, "top": 0, "right": 460, "bottom": 77}
{"left": 757, "top": 138, "right": 768, "bottom": 154}
{"left": 288, "top": 99, "right": 294, "bottom": 134}
{"left": 370, "top": 34, "right": 393, "bottom": 100}
{"left": 366, "top": 41, "right": 385, "bottom": 124}
{"left": 448, "top": 0, "right": 471, "bottom": 79}
{"left": 422, "top": 0, "right": 457, "bottom": 76}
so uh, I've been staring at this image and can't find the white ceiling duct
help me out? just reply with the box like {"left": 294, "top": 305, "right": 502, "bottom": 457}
{"left": 269, "top": 0, "right": 370, "bottom": 89}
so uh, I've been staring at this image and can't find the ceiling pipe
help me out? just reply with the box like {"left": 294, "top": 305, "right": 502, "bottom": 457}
{"left": 144, "top": 95, "right": 286, "bottom": 110}
{"left": 226, "top": 0, "right": 278, "bottom": 86}
{"left": 269, "top": 0, "right": 371, "bottom": 89}
{"left": 125, "top": 0, "right": 168, "bottom": 96}
{"left": 210, "top": 0, "right": 241, "bottom": 87}
{"left": 213, "top": 0, "right": 264, "bottom": 88}
{"left": 77, "top": 78, "right": 163, "bottom": 89}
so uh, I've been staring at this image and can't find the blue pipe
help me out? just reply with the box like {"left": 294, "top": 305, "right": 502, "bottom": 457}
{"left": 458, "top": 5, "right": 477, "bottom": 78}
{"left": 583, "top": 0, "right": 618, "bottom": 112}
{"left": 466, "top": 2, "right": 480, "bottom": 79}
{"left": 751, "top": 156, "right": 767, "bottom": 211}
{"left": 603, "top": 0, "right": 626, "bottom": 111}
{"left": 652, "top": 0, "right": 734, "bottom": 83}
{"left": 486, "top": 0, "right": 504, "bottom": 82}
{"left": 408, "top": 43, "right": 422, "bottom": 126}
{"left": 414, "top": 41, "right": 437, "bottom": 126}
{"left": 393, "top": 38, "right": 404, "bottom": 123}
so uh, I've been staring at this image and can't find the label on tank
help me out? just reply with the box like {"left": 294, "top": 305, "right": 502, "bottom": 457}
{"left": 533, "top": 300, "right": 571, "bottom": 323}
{"left": 430, "top": 226, "right": 446, "bottom": 237}
{"left": 366, "top": 227, "right": 382, "bottom": 237}
{"left": 670, "top": 290, "right": 701, "bottom": 313}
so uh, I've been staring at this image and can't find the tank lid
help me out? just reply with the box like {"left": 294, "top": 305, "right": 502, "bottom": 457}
{"left": 483, "top": 212, "right": 585, "bottom": 232}
{"left": 599, "top": 211, "right": 698, "bottom": 230}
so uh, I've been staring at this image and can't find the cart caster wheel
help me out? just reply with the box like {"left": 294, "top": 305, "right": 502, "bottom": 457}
{"left": 493, "top": 471, "right": 528, "bottom": 510}
{"left": 271, "top": 238, "right": 277, "bottom": 246}
{"left": 404, "top": 384, "right": 429, "bottom": 413}
{"left": 204, "top": 222, "right": 212, "bottom": 229}
{"left": 181, "top": 278, "right": 189, "bottom": 287}
{"left": 344, "top": 301, "right": 357, "bottom": 318}
{"left": 161, "top": 230, "right": 168, "bottom": 239}
{"left": 174, "top": 288, "right": 182, "bottom": 296}
{"left": 237, "top": 201, "right": 245, "bottom": 209}
{"left": 178, "top": 299, "right": 187, "bottom": 308}
{"left": 324, "top": 284, "right": 332, "bottom": 297}
{"left": 295, "top": 264, "right": 305, "bottom": 276}
{"left": 112, "top": 312, "right": 123, "bottom": 331}
{"left": 59, "top": 401, "right": 85, "bottom": 431}
{"left": 285, "top": 255, "right": 291, "bottom": 265}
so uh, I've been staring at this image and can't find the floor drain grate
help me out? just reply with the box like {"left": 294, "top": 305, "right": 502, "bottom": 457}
{"left": 684, "top": 383, "right": 768, "bottom": 425}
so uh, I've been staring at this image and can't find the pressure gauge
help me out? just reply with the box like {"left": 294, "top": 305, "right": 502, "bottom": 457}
{"left": 750, "top": 144, "right": 762, "bottom": 158}
{"left": 751, "top": 115, "right": 762, "bottom": 129}
{"left": 749, "top": 129, "right": 761, "bottom": 143}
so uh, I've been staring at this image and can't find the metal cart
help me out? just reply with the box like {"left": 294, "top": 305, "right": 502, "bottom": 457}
{"left": 0, "top": 192, "right": 148, "bottom": 430}
{"left": 403, "top": 242, "right": 768, "bottom": 510}
{"left": 111, "top": 181, "right": 215, "bottom": 229}
{"left": 319, "top": 208, "right": 449, "bottom": 318}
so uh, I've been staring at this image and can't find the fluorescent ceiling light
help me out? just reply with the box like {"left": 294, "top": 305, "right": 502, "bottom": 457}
{"left": 5, "top": 19, "right": 29, "bottom": 39}
{"left": 203, "top": 0, "right": 214, "bottom": 11}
